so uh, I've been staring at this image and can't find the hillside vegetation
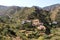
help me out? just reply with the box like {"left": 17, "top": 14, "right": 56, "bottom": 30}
{"left": 0, "top": 4, "right": 60, "bottom": 40}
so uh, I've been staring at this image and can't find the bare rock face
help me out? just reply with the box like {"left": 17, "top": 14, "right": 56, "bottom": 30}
{"left": 32, "top": 19, "right": 40, "bottom": 26}
{"left": 50, "top": 7, "right": 60, "bottom": 21}
{"left": 37, "top": 25, "right": 46, "bottom": 30}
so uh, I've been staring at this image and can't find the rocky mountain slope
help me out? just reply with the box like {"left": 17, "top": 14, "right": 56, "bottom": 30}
{"left": 0, "top": 4, "right": 60, "bottom": 40}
